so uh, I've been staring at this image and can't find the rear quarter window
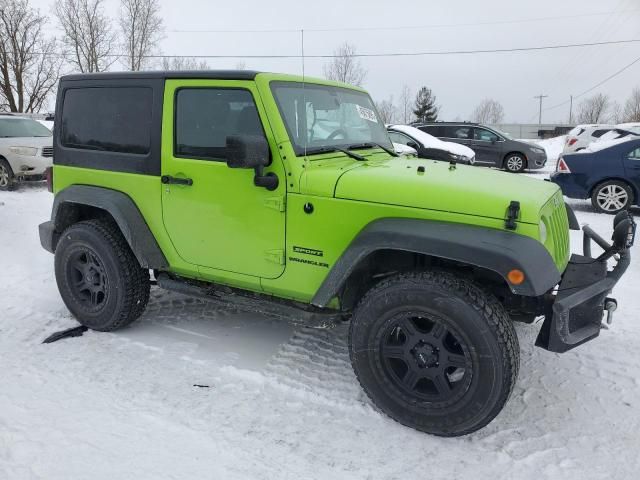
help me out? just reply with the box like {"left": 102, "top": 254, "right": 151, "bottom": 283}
{"left": 61, "top": 87, "right": 152, "bottom": 154}
{"left": 591, "top": 129, "right": 611, "bottom": 139}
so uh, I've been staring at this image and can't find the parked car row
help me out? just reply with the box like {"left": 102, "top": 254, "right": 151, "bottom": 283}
{"left": 412, "top": 122, "right": 547, "bottom": 173}
{"left": 0, "top": 107, "right": 636, "bottom": 218}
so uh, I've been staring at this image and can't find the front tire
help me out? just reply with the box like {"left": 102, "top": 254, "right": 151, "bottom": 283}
{"left": 54, "top": 219, "right": 150, "bottom": 331}
{"left": 0, "top": 159, "right": 16, "bottom": 191}
{"left": 504, "top": 153, "right": 526, "bottom": 173}
{"left": 349, "top": 271, "right": 519, "bottom": 436}
{"left": 591, "top": 180, "right": 632, "bottom": 214}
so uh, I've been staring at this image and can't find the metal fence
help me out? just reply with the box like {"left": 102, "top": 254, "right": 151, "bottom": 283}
{"left": 488, "top": 123, "right": 574, "bottom": 139}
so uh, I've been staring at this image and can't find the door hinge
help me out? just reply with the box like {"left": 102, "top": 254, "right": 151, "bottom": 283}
{"left": 264, "top": 196, "right": 286, "bottom": 212}
{"left": 265, "top": 249, "right": 285, "bottom": 265}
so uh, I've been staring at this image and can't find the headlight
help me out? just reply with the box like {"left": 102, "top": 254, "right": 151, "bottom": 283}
{"left": 539, "top": 220, "right": 548, "bottom": 244}
{"left": 531, "top": 147, "right": 545, "bottom": 155}
{"left": 9, "top": 146, "right": 38, "bottom": 156}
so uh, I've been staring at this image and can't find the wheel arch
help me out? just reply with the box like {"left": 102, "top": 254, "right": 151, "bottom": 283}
{"left": 311, "top": 218, "right": 561, "bottom": 309}
{"left": 43, "top": 185, "right": 168, "bottom": 269}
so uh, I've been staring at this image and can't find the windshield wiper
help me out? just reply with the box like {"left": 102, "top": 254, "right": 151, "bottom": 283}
{"left": 348, "top": 142, "right": 399, "bottom": 157}
{"left": 306, "top": 146, "right": 366, "bottom": 161}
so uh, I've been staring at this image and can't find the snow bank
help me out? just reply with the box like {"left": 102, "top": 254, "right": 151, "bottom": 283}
{"left": 530, "top": 135, "right": 566, "bottom": 162}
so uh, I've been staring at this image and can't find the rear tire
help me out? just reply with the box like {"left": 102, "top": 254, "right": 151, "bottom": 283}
{"left": 0, "top": 159, "right": 16, "bottom": 191}
{"left": 54, "top": 219, "right": 150, "bottom": 331}
{"left": 591, "top": 180, "right": 632, "bottom": 214}
{"left": 349, "top": 271, "right": 519, "bottom": 436}
{"left": 504, "top": 153, "right": 526, "bottom": 173}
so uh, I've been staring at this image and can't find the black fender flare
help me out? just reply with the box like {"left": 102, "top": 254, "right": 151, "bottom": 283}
{"left": 311, "top": 218, "right": 561, "bottom": 307}
{"left": 40, "top": 185, "right": 168, "bottom": 269}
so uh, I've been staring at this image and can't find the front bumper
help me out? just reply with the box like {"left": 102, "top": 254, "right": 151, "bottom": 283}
{"left": 528, "top": 151, "right": 547, "bottom": 169}
{"left": 10, "top": 155, "right": 52, "bottom": 176}
{"left": 536, "top": 212, "right": 636, "bottom": 353}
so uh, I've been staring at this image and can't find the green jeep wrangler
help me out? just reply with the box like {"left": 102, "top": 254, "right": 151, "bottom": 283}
{"left": 39, "top": 70, "right": 635, "bottom": 436}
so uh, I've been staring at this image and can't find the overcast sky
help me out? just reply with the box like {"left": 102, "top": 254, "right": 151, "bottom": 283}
{"left": 31, "top": 0, "right": 640, "bottom": 123}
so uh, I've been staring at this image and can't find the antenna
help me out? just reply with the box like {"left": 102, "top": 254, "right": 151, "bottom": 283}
{"left": 301, "top": 29, "right": 308, "bottom": 160}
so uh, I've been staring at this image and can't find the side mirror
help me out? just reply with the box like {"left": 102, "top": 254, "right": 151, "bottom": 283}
{"left": 225, "top": 135, "right": 278, "bottom": 191}
{"left": 226, "top": 135, "right": 270, "bottom": 169}
{"left": 407, "top": 141, "right": 419, "bottom": 150}
{"left": 491, "top": 138, "right": 497, "bottom": 144}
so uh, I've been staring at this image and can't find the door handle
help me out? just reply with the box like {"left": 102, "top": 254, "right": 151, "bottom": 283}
{"left": 161, "top": 175, "right": 193, "bottom": 186}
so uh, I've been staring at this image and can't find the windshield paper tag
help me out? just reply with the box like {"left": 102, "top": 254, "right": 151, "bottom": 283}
{"left": 356, "top": 105, "right": 378, "bottom": 123}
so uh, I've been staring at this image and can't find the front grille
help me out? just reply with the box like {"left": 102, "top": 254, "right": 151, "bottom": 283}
{"left": 41, "top": 147, "right": 53, "bottom": 158}
{"left": 547, "top": 194, "right": 570, "bottom": 266}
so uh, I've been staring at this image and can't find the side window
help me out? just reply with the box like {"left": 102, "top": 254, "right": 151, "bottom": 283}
{"left": 420, "top": 125, "right": 441, "bottom": 136}
{"left": 445, "top": 126, "right": 472, "bottom": 139}
{"left": 388, "top": 131, "right": 413, "bottom": 146}
{"left": 175, "top": 88, "right": 265, "bottom": 161}
{"left": 61, "top": 87, "right": 152, "bottom": 154}
{"left": 474, "top": 128, "right": 499, "bottom": 142}
{"left": 628, "top": 148, "right": 640, "bottom": 160}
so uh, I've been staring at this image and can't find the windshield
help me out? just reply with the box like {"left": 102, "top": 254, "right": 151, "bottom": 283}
{"left": 271, "top": 82, "right": 392, "bottom": 156}
{"left": 0, "top": 118, "right": 52, "bottom": 138}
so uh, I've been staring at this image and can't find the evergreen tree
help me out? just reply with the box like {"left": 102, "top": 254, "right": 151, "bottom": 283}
{"left": 413, "top": 87, "right": 439, "bottom": 122}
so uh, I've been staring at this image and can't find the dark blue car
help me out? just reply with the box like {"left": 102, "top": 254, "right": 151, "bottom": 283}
{"left": 551, "top": 138, "right": 640, "bottom": 214}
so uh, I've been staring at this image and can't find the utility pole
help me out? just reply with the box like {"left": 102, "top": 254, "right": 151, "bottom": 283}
{"left": 534, "top": 94, "right": 548, "bottom": 125}
{"left": 569, "top": 95, "right": 574, "bottom": 124}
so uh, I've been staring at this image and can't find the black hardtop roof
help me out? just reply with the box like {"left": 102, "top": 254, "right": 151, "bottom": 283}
{"left": 61, "top": 70, "right": 261, "bottom": 82}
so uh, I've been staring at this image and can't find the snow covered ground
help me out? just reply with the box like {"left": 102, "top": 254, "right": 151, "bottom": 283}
{"left": 1, "top": 171, "right": 640, "bottom": 479}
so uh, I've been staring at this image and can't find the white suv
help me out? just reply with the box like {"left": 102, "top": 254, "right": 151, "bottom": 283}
{"left": 562, "top": 124, "right": 614, "bottom": 154}
{"left": 0, "top": 115, "right": 53, "bottom": 191}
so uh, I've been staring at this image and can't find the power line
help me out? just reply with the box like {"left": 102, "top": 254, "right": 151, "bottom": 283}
{"left": 6, "top": 38, "right": 640, "bottom": 60}
{"left": 167, "top": 9, "right": 640, "bottom": 34}
{"left": 543, "top": 53, "right": 640, "bottom": 112}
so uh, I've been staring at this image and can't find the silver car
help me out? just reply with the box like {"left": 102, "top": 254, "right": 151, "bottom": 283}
{"left": 0, "top": 115, "right": 53, "bottom": 191}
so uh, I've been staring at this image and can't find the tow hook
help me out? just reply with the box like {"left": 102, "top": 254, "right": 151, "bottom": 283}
{"left": 602, "top": 298, "right": 618, "bottom": 329}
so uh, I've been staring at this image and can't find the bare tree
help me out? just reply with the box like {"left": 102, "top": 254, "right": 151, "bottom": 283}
{"left": 576, "top": 93, "right": 611, "bottom": 123}
{"left": 0, "top": 0, "right": 61, "bottom": 113}
{"left": 55, "top": 0, "right": 117, "bottom": 73}
{"left": 119, "top": 0, "right": 164, "bottom": 71}
{"left": 471, "top": 98, "right": 505, "bottom": 124}
{"left": 623, "top": 87, "right": 640, "bottom": 122}
{"left": 161, "top": 56, "right": 208, "bottom": 70}
{"left": 375, "top": 96, "right": 396, "bottom": 124}
{"left": 609, "top": 101, "right": 623, "bottom": 124}
{"left": 323, "top": 42, "right": 367, "bottom": 86}
{"left": 398, "top": 85, "right": 413, "bottom": 124}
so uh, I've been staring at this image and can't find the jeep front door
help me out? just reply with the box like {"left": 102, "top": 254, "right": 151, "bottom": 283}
{"left": 161, "top": 80, "right": 286, "bottom": 279}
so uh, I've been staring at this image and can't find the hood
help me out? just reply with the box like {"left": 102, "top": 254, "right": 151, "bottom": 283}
{"left": 327, "top": 157, "right": 559, "bottom": 224}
